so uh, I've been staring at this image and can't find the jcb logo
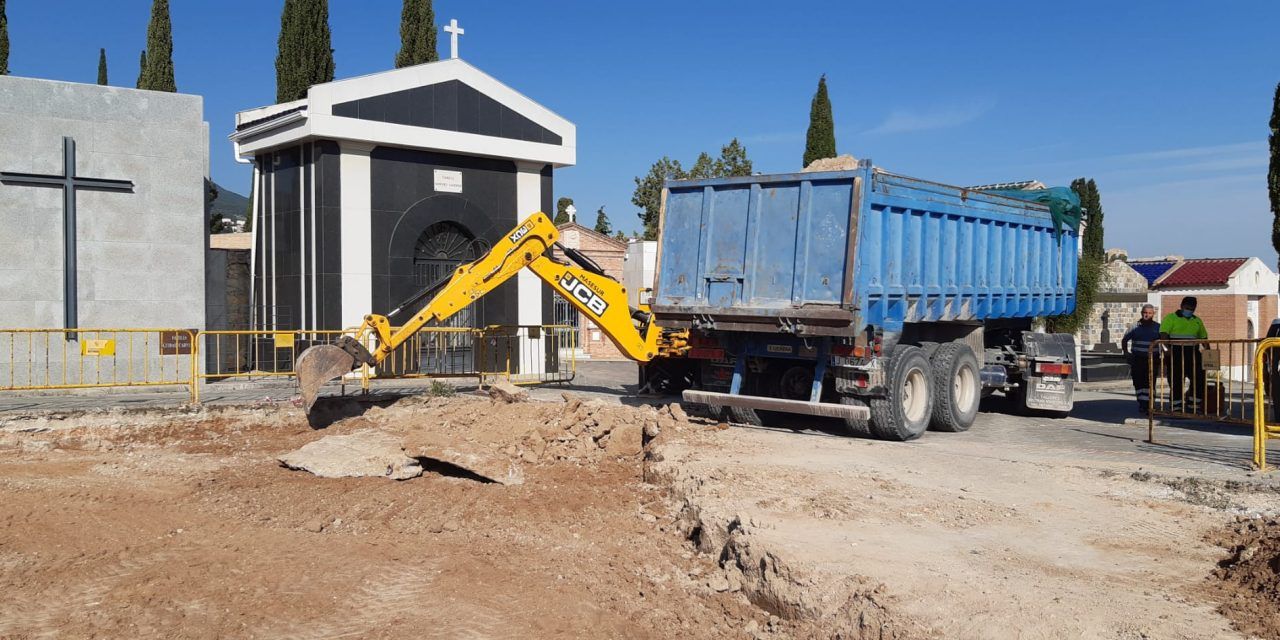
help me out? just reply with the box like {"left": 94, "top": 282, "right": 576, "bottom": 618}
{"left": 559, "top": 274, "right": 608, "bottom": 317}
{"left": 508, "top": 222, "right": 533, "bottom": 244}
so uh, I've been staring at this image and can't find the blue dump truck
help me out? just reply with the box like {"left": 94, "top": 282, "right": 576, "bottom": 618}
{"left": 644, "top": 160, "right": 1081, "bottom": 440}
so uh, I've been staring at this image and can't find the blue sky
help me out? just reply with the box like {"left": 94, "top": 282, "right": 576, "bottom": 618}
{"left": 5, "top": 1, "right": 1278, "bottom": 260}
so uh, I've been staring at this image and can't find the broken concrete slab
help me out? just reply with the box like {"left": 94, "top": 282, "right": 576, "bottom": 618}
{"left": 403, "top": 431, "right": 525, "bottom": 485}
{"left": 487, "top": 381, "right": 529, "bottom": 404}
{"left": 279, "top": 429, "right": 423, "bottom": 481}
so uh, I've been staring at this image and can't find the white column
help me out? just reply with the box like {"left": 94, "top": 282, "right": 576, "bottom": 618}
{"left": 515, "top": 163, "right": 546, "bottom": 375}
{"left": 247, "top": 165, "right": 260, "bottom": 332}
{"left": 339, "top": 141, "right": 375, "bottom": 330}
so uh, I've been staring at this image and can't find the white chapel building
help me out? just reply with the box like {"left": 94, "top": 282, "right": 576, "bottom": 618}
{"left": 230, "top": 53, "right": 576, "bottom": 373}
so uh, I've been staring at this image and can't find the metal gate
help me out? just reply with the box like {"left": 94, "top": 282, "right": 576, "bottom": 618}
{"left": 411, "top": 223, "right": 489, "bottom": 375}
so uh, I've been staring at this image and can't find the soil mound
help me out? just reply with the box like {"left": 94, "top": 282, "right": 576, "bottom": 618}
{"left": 1207, "top": 517, "right": 1280, "bottom": 639}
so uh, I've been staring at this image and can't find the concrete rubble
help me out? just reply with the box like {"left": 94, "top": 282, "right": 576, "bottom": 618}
{"left": 277, "top": 429, "right": 424, "bottom": 480}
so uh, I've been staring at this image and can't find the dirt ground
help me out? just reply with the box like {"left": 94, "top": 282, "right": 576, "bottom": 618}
{"left": 1, "top": 390, "right": 1278, "bottom": 639}
{"left": 652, "top": 415, "right": 1280, "bottom": 639}
{"left": 0, "top": 394, "right": 800, "bottom": 639}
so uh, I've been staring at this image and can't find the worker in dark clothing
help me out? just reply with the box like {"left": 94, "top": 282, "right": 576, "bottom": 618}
{"left": 1159, "top": 296, "right": 1208, "bottom": 412}
{"left": 1122, "top": 304, "right": 1160, "bottom": 414}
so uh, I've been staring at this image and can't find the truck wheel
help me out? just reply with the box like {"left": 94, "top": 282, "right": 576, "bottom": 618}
{"left": 723, "top": 406, "right": 763, "bottom": 426}
{"left": 869, "top": 346, "right": 933, "bottom": 441}
{"left": 839, "top": 396, "right": 872, "bottom": 437}
{"left": 929, "top": 342, "right": 981, "bottom": 432}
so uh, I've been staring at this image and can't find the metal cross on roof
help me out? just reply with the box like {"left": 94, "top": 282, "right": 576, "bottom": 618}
{"left": 0, "top": 136, "right": 134, "bottom": 337}
{"left": 444, "top": 18, "right": 465, "bottom": 60}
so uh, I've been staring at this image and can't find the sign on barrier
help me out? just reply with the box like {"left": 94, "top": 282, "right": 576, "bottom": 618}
{"left": 81, "top": 339, "right": 115, "bottom": 356}
{"left": 0, "top": 328, "right": 197, "bottom": 402}
{"left": 160, "top": 330, "right": 195, "bottom": 355}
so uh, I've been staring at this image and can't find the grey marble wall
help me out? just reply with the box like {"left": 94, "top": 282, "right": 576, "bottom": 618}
{"left": 0, "top": 76, "right": 207, "bottom": 386}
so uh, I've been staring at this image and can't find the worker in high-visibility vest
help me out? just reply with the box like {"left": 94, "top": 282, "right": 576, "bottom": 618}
{"left": 1122, "top": 304, "right": 1160, "bottom": 414}
{"left": 1158, "top": 296, "right": 1208, "bottom": 411}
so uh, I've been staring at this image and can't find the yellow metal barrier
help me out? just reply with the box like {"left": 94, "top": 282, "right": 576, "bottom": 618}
{"left": 198, "top": 329, "right": 355, "bottom": 380}
{"left": 1252, "top": 337, "right": 1280, "bottom": 470}
{"left": 1146, "top": 338, "right": 1258, "bottom": 443}
{"left": 375, "top": 327, "right": 482, "bottom": 379}
{"left": 0, "top": 328, "right": 197, "bottom": 402}
{"left": 476, "top": 324, "right": 577, "bottom": 386}
{"left": 196, "top": 324, "right": 574, "bottom": 389}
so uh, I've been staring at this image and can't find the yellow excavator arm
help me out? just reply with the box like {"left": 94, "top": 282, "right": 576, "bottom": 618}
{"left": 295, "top": 211, "right": 686, "bottom": 411}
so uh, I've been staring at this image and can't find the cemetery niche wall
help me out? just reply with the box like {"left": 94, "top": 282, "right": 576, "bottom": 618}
{"left": 0, "top": 75, "right": 209, "bottom": 384}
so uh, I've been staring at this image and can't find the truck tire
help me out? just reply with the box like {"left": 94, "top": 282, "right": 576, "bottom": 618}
{"left": 839, "top": 396, "right": 872, "bottom": 437}
{"left": 723, "top": 406, "right": 763, "bottom": 426}
{"left": 928, "top": 342, "right": 981, "bottom": 432}
{"left": 869, "top": 345, "right": 933, "bottom": 441}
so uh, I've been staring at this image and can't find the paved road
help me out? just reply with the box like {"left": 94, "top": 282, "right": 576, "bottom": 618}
{"left": 0, "top": 360, "right": 1266, "bottom": 477}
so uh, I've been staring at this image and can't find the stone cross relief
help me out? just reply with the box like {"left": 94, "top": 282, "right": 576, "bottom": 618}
{"left": 0, "top": 136, "right": 135, "bottom": 337}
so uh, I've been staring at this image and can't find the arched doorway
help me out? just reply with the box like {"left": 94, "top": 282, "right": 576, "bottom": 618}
{"left": 409, "top": 221, "right": 490, "bottom": 374}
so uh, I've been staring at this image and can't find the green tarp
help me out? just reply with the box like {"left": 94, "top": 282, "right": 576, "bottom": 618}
{"left": 982, "top": 186, "right": 1082, "bottom": 238}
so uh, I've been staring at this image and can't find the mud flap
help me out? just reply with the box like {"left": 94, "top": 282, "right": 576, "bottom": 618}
{"left": 1024, "top": 375, "right": 1074, "bottom": 412}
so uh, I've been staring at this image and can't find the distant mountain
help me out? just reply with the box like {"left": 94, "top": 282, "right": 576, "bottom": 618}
{"left": 209, "top": 181, "right": 251, "bottom": 221}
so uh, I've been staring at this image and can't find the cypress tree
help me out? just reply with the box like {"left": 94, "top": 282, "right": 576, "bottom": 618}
{"left": 594, "top": 206, "right": 612, "bottom": 236}
{"left": 136, "top": 50, "right": 146, "bottom": 89}
{"left": 803, "top": 74, "right": 836, "bottom": 168}
{"left": 1077, "top": 178, "right": 1105, "bottom": 261}
{"left": 1270, "top": 82, "right": 1280, "bottom": 265}
{"left": 97, "top": 49, "right": 108, "bottom": 85}
{"left": 395, "top": 0, "right": 437, "bottom": 68}
{"left": 141, "top": 0, "right": 176, "bottom": 91}
{"left": 554, "top": 197, "right": 574, "bottom": 224}
{"left": 276, "top": 0, "right": 335, "bottom": 103}
{"left": 0, "top": 0, "right": 9, "bottom": 76}
{"left": 1046, "top": 178, "right": 1106, "bottom": 334}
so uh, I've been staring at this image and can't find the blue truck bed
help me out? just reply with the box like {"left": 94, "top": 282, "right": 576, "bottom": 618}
{"left": 652, "top": 164, "right": 1079, "bottom": 335}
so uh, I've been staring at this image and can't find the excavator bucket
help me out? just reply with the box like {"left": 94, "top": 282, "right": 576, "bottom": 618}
{"left": 295, "top": 344, "right": 357, "bottom": 413}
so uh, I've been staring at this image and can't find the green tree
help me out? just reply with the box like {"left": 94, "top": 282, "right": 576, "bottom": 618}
{"left": 1075, "top": 178, "right": 1105, "bottom": 261}
{"left": 633, "top": 156, "right": 686, "bottom": 240}
{"left": 803, "top": 74, "right": 836, "bottom": 168}
{"left": 0, "top": 0, "right": 9, "bottom": 76}
{"left": 276, "top": 0, "right": 335, "bottom": 103}
{"left": 687, "top": 152, "right": 716, "bottom": 179}
{"left": 594, "top": 206, "right": 612, "bottom": 236}
{"left": 1270, "top": 82, "right": 1280, "bottom": 264}
{"left": 395, "top": 0, "right": 437, "bottom": 68}
{"left": 97, "top": 49, "right": 108, "bottom": 85}
{"left": 614, "top": 230, "right": 627, "bottom": 242}
{"left": 715, "top": 138, "right": 753, "bottom": 177}
{"left": 243, "top": 197, "right": 254, "bottom": 232}
{"left": 136, "top": 50, "right": 146, "bottom": 88}
{"left": 140, "top": 0, "right": 176, "bottom": 92}
{"left": 554, "top": 196, "right": 574, "bottom": 224}
{"left": 1045, "top": 178, "right": 1106, "bottom": 334}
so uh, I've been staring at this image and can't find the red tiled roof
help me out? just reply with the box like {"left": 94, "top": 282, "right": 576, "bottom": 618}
{"left": 1155, "top": 258, "right": 1247, "bottom": 288}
